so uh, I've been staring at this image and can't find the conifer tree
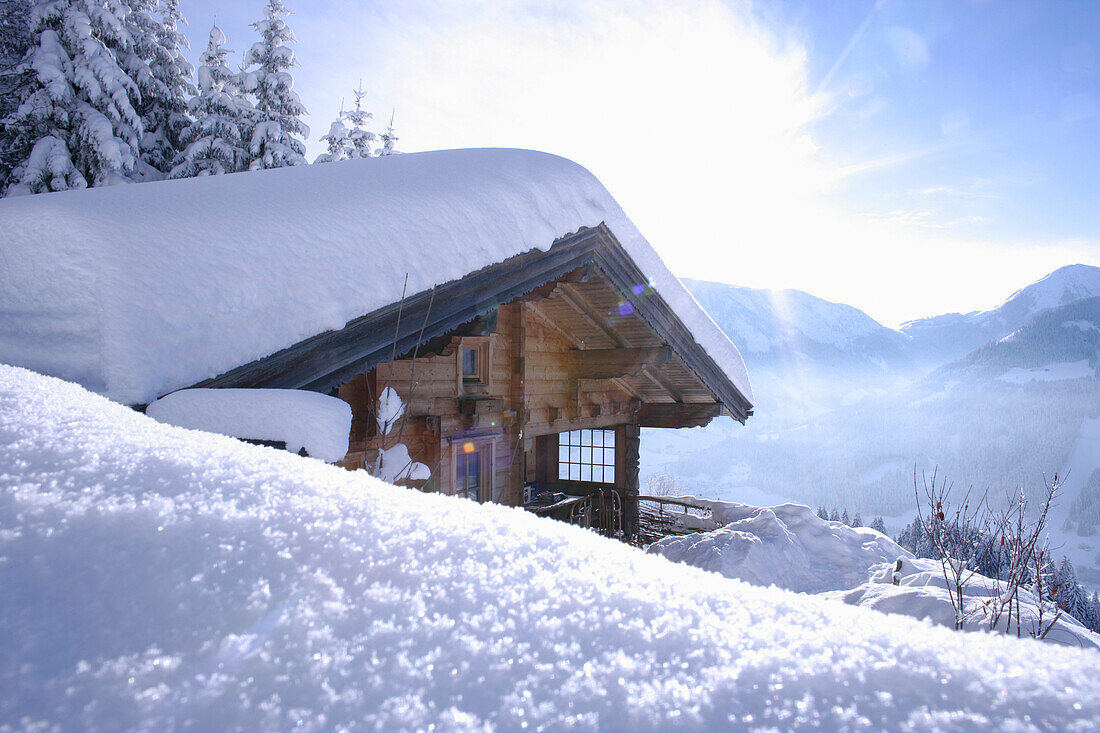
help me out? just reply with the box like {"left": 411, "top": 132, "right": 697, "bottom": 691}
{"left": 241, "top": 0, "right": 307, "bottom": 169}
{"left": 0, "top": 0, "right": 32, "bottom": 183}
{"left": 343, "top": 82, "right": 375, "bottom": 158}
{"left": 829, "top": 508, "right": 840, "bottom": 522}
{"left": 315, "top": 82, "right": 377, "bottom": 164}
{"left": 841, "top": 508, "right": 851, "bottom": 526}
{"left": 314, "top": 115, "right": 349, "bottom": 164}
{"left": 869, "top": 516, "right": 888, "bottom": 535}
{"left": 2, "top": 0, "right": 147, "bottom": 195}
{"left": 817, "top": 506, "right": 828, "bottom": 521}
{"left": 851, "top": 512, "right": 862, "bottom": 528}
{"left": 135, "top": 0, "right": 195, "bottom": 175}
{"left": 377, "top": 107, "right": 397, "bottom": 156}
{"left": 170, "top": 23, "right": 252, "bottom": 177}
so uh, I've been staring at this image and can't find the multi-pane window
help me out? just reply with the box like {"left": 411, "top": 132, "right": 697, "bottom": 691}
{"left": 558, "top": 429, "right": 616, "bottom": 483}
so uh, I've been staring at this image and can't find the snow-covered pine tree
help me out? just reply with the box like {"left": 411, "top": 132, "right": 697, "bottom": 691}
{"left": 314, "top": 115, "right": 349, "bottom": 164}
{"left": 829, "top": 508, "right": 840, "bottom": 522}
{"left": 377, "top": 107, "right": 397, "bottom": 156}
{"left": 170, "top": 23, "right": 252, "bottom": 178}
{"left": 315, "top": 82, "right": 378, "bottom": 164}
{"left": 0, "top": 0, "right": 32, "bottom": 183}
{"left": 841, "top": 509, "right": 851, "bottom": 526}
{"left": 2, "top": 0, "right": 147, "bottom": 195}
{"left": 133, "top": 0, "right": 195, "bottom": 176}
{"left": 817, "top": 506, "right": 828, "bottom": 521}
{"left": 851, "top": 512, "right": 862, "bottom": 528}
{"left": 869, "top": 516, "right": 888, "bottom": 535}
{"left": 1054, "top": 557, "right": 1087, "bottom": 622}
{"left": 241, "top": 0, "right": 307, "bottom": 170}
{"left": 344, "top": 82, "right": 375, "bottom": 159}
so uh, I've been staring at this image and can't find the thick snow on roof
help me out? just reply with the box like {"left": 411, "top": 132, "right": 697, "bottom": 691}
{"left": 4, "top": 364, "right": 1100, "bottom": 730}
{"left": 0, "top": 149, "right": 752, "bottom": 406}
{"left": 146, "top": 388, "right": 351, "bottom": 463}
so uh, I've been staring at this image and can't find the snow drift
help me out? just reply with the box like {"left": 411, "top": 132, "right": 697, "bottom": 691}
{"left": 0, "top": 149, "right": 751, "bottom": 407}
{"left": 824, "top": 556, "right": 1100, "bottom": 650}
{"left": 647, "top": 501, "right": 909, "bottom": 593}
{"left": 4, "top": 364, "right": 1100, "bottom": 730}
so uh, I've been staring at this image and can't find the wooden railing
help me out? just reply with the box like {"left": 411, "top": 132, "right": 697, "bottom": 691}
{"left": 627, "top": 494, "right": 720, "bottom": 546}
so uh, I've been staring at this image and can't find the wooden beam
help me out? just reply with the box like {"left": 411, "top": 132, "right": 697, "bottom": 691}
{"left": 636, "top": 402, "right": 720, "bottom": 429}
{"left": 556, "top": 282, "right": 628, "bottom": 348}
{"left": 641, "top": 366, "right": 685, "bottom": 403}
{"left": 525, "top": 301, "right": 582, "bottom": 348}
{"left": 611, "top": 377, "right": 645, "bottom": 401}
{"left": 567, "top": 346, "right": 670, "bottom": 379}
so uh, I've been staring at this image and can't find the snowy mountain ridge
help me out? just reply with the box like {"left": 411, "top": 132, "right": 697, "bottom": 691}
{"left": 683, "top": 279, "right": 911, "bottom": 375}
{"left": 901, "top": 264, "right": 1100, "bottom": 365}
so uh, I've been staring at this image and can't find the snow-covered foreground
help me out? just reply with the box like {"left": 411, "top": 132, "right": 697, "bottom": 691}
{"left": 4, "top": 365, "right": 1100, "bottom": 730}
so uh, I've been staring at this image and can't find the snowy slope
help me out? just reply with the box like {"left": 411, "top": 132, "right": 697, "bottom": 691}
{"left": 939, "top": 295, "right": 1100, "bottom": 380}
{"left": 0, "top": 149, "right": 751, "bottom": 406}
{"left": 903, "top": 264, "right": 1100, "bottom": 365}
{"left": 5, "top": 364, "right": 1100, "bottom": 729}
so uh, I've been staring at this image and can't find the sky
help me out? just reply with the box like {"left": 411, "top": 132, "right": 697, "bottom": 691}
{"left": 180, "top": 0, "right": 1099, "bottom": 327}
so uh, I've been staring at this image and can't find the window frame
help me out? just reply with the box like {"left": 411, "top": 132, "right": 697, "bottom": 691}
{"left": 453, "top": 439, "right": 493, "bottom": 502}
{"left": 456, "top": 336, "right": 491, "bottom": 392}
{"left": 555, "top": 428, "right": 618, "bottom": 485}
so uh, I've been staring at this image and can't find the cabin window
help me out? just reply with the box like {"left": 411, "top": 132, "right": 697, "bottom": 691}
{"left": 455, "top": 441, "right": 492, "bottom": 501}
{"left": 558, "top": 429, "right": 616, "bottom": 483}
{"left": 457, "top": 337, "right": 490, "bottom": 390}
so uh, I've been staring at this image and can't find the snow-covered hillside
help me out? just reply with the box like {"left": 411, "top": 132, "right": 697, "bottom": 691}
{"left": 6, "top": 364, "right": 1100, "bottom": 729}
{"left": 903, "top": 264, "right": 1100, "bottom": 366}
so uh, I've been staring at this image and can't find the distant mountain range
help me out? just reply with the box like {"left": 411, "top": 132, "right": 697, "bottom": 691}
{"left": 686, "top": 263, "right": 1100, "bottom": 381}
{"left": 650, "top": 264, "right": 1100, "bottom": 589}
{"left": 902, "top": 264, "right": 1100, "bottom": 367}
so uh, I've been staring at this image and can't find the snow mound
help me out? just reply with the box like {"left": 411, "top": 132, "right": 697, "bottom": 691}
{"left": 824, "top": 556, "right": 1100, "bottom": 650}
{"left": 0, "top": 149, "right": 751, "bottom": 407}
{"left": 648, "top": 500, "right": 909, "bottom": 593}
{"left": 4, "top": 364, "right": 1100, "bottom": 730}
{"left": 146, "top": 388, "right": 352, "bottom": 463}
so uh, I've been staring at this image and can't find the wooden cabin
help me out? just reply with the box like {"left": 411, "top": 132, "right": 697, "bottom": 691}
{"left": 0, "top": 148, "right": 754, "bottom": 540}
{"left": 189, "top": 223, "right": 752, "bottom": 538}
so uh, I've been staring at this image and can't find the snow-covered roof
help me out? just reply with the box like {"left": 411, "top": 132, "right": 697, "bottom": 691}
{"left": 0, "top": 148, "right": 752, "bottom": 407}
{"left": 5, "top": 363, "right": 1100, "bottom": 729}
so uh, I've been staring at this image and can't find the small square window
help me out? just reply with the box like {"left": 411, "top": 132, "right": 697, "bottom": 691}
{"left": 457, "top": 338, "right": 490, "bottom": 390}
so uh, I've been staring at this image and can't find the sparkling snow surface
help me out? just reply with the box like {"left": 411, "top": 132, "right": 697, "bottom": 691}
{"left": 648, "top": 500, "right": 910, "bottom": 594}
{"left": 146, "top": 388, "right": 352, "bottom": 463}
{"left": 4, "top": 365, "right": 1100, "bottom": 730}
{"left": 0, "top": 149, "right": 751, "bottom": 407}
